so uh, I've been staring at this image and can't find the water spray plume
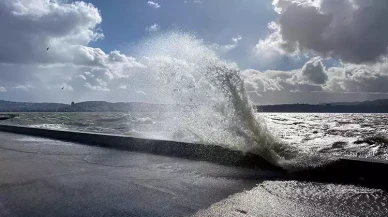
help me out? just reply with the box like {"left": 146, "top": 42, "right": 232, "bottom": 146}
{"left": 134, "top": 32, "right": 329, "bottom": 170}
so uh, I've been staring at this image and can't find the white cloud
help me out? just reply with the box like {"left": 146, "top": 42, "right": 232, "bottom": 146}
{"left": 14, "top": 85, "right": 29, "bottom": 91}
{"left": 241, "top": 56, "right": 388, "bottom": 104}
{"left": 263, "top": 0, "right": 388, "bottom": 64}
{"left": 0, "top": 87, "right": 7, "bottom": 92}
{"left": 145, "top": 24, "right": 160, "bottom": 33}
{"left": 14, "top": 84, "right": 35, "bottom": 91}
{"left": 324, "top": 61, "right": 388, "bottom": 93}
{"left": 0, "top": 0, "right": 103, "bottom": 65}
{"left": 216, "top": 35, "right": 243, "bottom": 53}
{"left": 78, "top": 75, "right": 87, "bottom": 80}
{"left": 84, "top": 83, "right": 110, "bottom": 92}
{"left": 254, "top": 22, "right": 299, "bottom": 66}
{"left": 242, "top": 62, "right": 324, "bottom": 95}
{"left": 232, "top": 35, "right": 242, "bottom": 43}
{"left": 0, "top": 0, "right": 151, "bottom": 102}
{"left": 300, "top": 57, "right": 328, "bottom": 84}
{"left": 184, "top": 0, "right": 202, "bottom": 4}
{"left": 147, "top": 1, "right": 160, "bottom": 9}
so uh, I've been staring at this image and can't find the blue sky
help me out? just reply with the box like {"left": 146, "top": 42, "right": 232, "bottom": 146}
{"left": 88, "top": 1, "right": 274, "bottom": 48}
{"left": 87, "top": 0, "right": 281, "bottom": 69}
{"left": 1, "top": 0, "right": 388, "bottom": 104}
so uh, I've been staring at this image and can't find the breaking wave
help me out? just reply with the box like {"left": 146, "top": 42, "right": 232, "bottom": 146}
{"left": 137, "top": 32, "right": 329, "bottom": 170}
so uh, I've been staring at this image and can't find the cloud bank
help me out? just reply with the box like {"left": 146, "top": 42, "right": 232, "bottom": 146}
{"left": 245, "top": 0, "right": 388, "bottom": 104}
{"left": 0, "top": 0, "right": 145, "bottom": 102}
{"left": 262, "top": 0, "right": 388, "bottom": 64}
{"left": 243, "top": 57, "right": 388, "bottom": 104}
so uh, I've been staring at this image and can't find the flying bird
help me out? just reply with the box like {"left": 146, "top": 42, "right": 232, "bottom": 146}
{"left": 61, "top": 87, "right": 64, "bottom": 89}
{"left": 46, "top": 47, "right": 49, "bottom": 51}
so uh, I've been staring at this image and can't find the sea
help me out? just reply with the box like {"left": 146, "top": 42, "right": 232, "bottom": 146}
{"left": 1, "top": 112, "right": 387, "bottom": 163}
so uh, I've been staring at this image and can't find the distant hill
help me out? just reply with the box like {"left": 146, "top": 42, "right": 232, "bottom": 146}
{"left": 0, "top": 100, "right": 169, "bottom": 112}
{"left": 1, "top": 99, "right": 388, "bottom": 113}
{"left": 0, "top": 100, "right": 68, "bottom": 112}
{"left": 258, "top": 99, "right": 388, "bottom": 113}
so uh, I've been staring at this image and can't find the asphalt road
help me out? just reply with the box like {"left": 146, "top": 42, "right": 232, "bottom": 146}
{"left": 0, "top": 131, "right": 280, "bottom": 217}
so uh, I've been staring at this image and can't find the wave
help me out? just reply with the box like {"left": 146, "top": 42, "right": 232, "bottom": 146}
{"left": 319, "top": 134, "right": 388, "bottom": 160}
{"left": 137, "top": 32, "right": 330, "bottom": 170}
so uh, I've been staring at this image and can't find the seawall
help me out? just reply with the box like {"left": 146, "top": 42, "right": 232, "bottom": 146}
{"left": 0, "top": 124, "right": 387, "bottom": 190}
{"left": 0, "top": 124, "right": 280, "bottom": 171}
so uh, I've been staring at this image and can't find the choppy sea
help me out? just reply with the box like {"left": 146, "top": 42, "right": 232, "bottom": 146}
{"left": 1, "top": 112, "right": 387, "bottom": 161}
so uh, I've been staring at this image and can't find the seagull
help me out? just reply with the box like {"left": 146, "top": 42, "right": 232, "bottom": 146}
{"left": 46, "top": 47, "right": 49, "bottom": 51}
{"left": 61, "top": 87, "right": 64, "bottom": 89}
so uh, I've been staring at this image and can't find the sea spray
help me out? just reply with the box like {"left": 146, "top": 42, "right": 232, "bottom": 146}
{"left": 135, "top": 32, "right": 329, "bottom": 170}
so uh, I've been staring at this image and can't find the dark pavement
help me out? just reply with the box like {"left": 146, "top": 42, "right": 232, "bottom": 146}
{"left": 0, "top": 132, "right": 279, "bottom": 217}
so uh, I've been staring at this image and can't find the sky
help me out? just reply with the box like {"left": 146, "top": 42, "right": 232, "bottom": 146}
{"left": 1, "top": 0, "right": 388, "bottom": 104}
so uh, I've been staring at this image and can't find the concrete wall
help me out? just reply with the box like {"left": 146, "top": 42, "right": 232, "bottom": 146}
{"left": 0, "top": 124, "right": 281, "bottom": 171}
{"left": 0, "top": 124, "right": 387, "bottom": 190}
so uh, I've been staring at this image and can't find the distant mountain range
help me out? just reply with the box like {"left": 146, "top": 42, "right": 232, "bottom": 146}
{"left": 257, "top": 99, "right": 388, "bottom": 113}
{"left": 0, "top": 99, "right": 388, "bottom": 113}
